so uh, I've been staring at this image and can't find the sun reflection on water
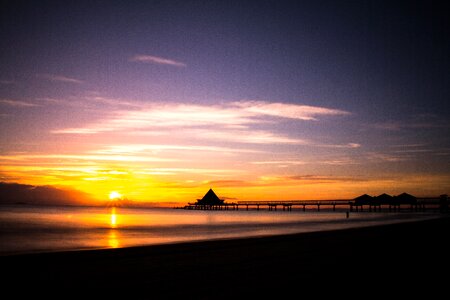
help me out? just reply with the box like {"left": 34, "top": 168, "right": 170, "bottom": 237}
{"left": 110, "top": 207, "right": 117, "bottom": 228}
{"left": 107, "top": 207, "right": 120, "bottom": 248}
{"left": 108, "top": 230, "right": 120, "bottom": 248}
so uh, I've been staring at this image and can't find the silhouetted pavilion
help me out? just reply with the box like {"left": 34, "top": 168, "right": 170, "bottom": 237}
{"left": 375, "top": 193, "right": 393, "bottom": 205}
{"left": 196, "top": 189, "right": 224, "bottom": 206}
{"left": 394, "top": 193, "right": 417, "bottom": 205}
{"left": 354, "top": 194, "right": 373, "bottom": 205}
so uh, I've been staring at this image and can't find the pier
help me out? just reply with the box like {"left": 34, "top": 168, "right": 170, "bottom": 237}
{"left": 183, "top": 198, "right": 441, "bottom": 212}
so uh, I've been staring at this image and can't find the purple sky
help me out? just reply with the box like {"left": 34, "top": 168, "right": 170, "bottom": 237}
{"left": 0, "top": 0, "right": 449, "bottom": 201}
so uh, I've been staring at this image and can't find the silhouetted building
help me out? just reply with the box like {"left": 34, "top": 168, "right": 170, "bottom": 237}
{"left": 354, "top": 194, "right": 373, "bottom": 205}
{"left": 393, "top": 193, "right": 417, "bottom": 205}
{"left": 375, "top": 193, "right": 393, "bottom": 205}
{"left": 196, "top": 189, "right": 224, "bottom": 206}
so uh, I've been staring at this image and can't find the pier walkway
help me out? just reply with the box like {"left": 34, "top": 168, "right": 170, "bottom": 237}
{"left": 183, "top": 198, "right": 440, "bottom": 212}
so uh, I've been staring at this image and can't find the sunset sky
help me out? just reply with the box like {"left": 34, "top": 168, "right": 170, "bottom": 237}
{"left": 1, "top": 0, "right": 449, "bottom": 203}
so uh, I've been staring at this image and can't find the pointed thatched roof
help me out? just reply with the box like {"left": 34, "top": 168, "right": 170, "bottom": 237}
{"left": 196, "top": 189, "right": 224, "bottom": 205}
{"left": 375, "top": 193, "right": 393, "bottom": 204}
{"left": 396, "top": 192, "right": 416, "bottom": 199}
{"left": 394, "top": 193, "right": 417, "bottom": 204}
{"left": 354, "top": 194, "right": 373, "bottom": 204}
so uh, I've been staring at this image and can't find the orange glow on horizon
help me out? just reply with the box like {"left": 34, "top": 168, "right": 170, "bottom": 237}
{"left": 1, "top": 169, "right": 449, "bottom": 204}
{"left": 1, "top": 149, "right": 449, "bottom": 204}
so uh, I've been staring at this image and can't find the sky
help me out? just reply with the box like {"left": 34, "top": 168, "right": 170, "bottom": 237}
{"left": 1, "top": 0, "right": 449, "bottom": 204}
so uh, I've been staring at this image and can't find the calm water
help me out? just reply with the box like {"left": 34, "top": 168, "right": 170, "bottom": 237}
{"left": 0, "top": 205, "right": 439, "bottom": 255}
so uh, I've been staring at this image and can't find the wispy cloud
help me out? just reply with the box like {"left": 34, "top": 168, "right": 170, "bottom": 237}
{"left": 317, "top": 143, "right": 361, "bottom": 149}
{"left": 189, "top": 129, "right": 306, "bottom": 144}
{"left": 373, "top": 115, "right": 450, "bottom": 131}
{"left": 390, "top": 144, "right": 426, "bottom": 148}
{"left": 435, "top": 151, "right": 450, "bottom": 156}
{"left": 287, "top": 175, "right": 368, "bottom": 182}
{"left": 52, "top": 100, "right": 350, "bottom": 146}
{"left": 366, "top": 152, "right": 411, "bottom": 162}
{"left": 92, "top": 144, "right": 262, "bottom": 155}
{"left": 393, "top": 149, "right": 432, "bottom": 154}
{"left": 130, "top": 54, "right": 186, "bottom": 67}
{"left": 51, "top": 128, "right": 101, "bottom": 134}
{"left": 37, "top": 73, "right": 83, "bottom": 84}
{"left": 36, "top": 95, "right": 144, "bottom": 110}
{"left": 251, "top": 160, "right": 306, "bottom": 165}
{"left": 320, "top": 158, "right": 359, "bottom": 165}
{"left": 198, "top": 174, "right": 367, "bottom": 188}
{"left": 51, "top": 104, "right": 252, "bottom": 134}
{"left": 37, "top": 97, "right": 68, "bottom": 105}
{"left": 0, "top": 154, "right": 176, "bottom": 163}
{"left": 0, "top": 99, "right": 39, "bottom": 107}
{"left": 86, "top": 96, "right": 144, "bottom": 108}
{"left": 201, "top": 180, "right": 253, "bottom": 188}
{"left": 138, "top": 168, "right": 242, "bottom": 176}
{"left": 234, "top": 100, "right": 350, "bottom": 121}
{"left": 252, "top": 157, "right": 359, "bottom": 167}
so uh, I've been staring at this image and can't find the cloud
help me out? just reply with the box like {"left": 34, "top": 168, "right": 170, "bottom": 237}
{"left": 0, "top": 99, "right": 39, "bottom": 107}
{"left": 52, "top": 103, "right": 254, "bottom": 134}
{"left": 251, "top": 160, "right": 306, "bottom": 165}
{"left": 234, "top": 100, "right": 350, "bottom": 121}
{"left": 86, "top": 96, "right": 144, "bottom": 108}
{"left": 196, "top": 174, "right": 367, "bottom": 188}
{"left": 130, "top": 54, "right": 186, "bottom": 67}
{"left": 372, "top": 115, "right": 450, "bottom": 131}
{"left": 93, "top": 144, "right": 262, "bottom": 154}
{"left": 52, "top": 100, "right": 349, "bottom": 145}
{"left": 0, "top": 153, "right": 176, "bottom": 163}
{"left": 37, "top": 73, "right": 83, "bottom": 84}
{"left": 320, "top": 158, "right": 359, "bottom": 165}
{"left": 51, "top": 128, "right": 101, "bottom": 134}
{"left": 287, "top": 175, "right": 367, "bottom": 182}
{"left": 392, "top": 149, "right": 432, "bottom": 154}
{"left": 365, "top": 152, "right": 411, "bottom": 162}
{"left": 189, "top": 129, "right": 306, "bottom": 144}
{"left": 202, "top": 180, "right": 252, "bottom": 188}
{"left": 0, "top": 182, "right": 94, "bottom": 206}
{"left": 317, "top": 143, "right": 361, "bottom": 149}
{"left": 390, "top": 144, "right": 426, "bottom": 148}
{"left": 37, "top": 95, "right": 145, "bottom": 110}
{"left": 138, "top": 168, "right": 242, "bottom": 176}
{"left": 252, "top": 156, "right": 359, "bottom": 166}
{"left": 37, "top": 97, "right": 68, "bottom": 105}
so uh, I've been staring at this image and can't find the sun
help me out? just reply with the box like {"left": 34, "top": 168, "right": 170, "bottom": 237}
{"left": 109, "top": 191, "right": 122, "bottom": 200}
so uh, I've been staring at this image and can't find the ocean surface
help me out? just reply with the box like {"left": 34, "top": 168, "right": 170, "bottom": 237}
{"left": 0, "top": 205, "right": 439, "bottom": 255}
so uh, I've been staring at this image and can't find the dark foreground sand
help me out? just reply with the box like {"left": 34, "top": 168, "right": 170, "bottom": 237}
{"left": 2, "top": 216, "right": 449, "bottom": 298}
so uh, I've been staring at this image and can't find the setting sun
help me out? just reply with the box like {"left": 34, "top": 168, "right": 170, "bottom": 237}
{"left": 109, "top": 191, "right": 122, "bottom": 200}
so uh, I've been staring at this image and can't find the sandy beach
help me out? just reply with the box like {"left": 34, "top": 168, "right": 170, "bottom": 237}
{"left": 2, "top": 216, "right": 449, "bottom": 298}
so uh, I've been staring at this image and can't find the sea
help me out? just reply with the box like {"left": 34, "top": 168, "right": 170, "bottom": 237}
{"left": 0, "top": 204, "right": 440, "bottom": 255}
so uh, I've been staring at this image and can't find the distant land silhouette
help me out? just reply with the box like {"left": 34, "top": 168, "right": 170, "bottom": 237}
{"left": 0, "top": 182, "right": 94, "bottom": 206}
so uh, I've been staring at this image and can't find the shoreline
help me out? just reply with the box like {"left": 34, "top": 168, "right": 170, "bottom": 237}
{"left": 2, "top": 216, "right": 449, "bottom": 297}
{"left": 0, "top": 212, "right": 440, "bottom": 257}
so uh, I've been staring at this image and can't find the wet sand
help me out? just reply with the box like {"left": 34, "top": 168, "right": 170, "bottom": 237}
{"left": 2, "top": 216, "right": 449, "bottom": 298}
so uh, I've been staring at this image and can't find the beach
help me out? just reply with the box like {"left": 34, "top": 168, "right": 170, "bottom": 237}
{"left": 2, "top": 216, "right": 449, "bottom": 298}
